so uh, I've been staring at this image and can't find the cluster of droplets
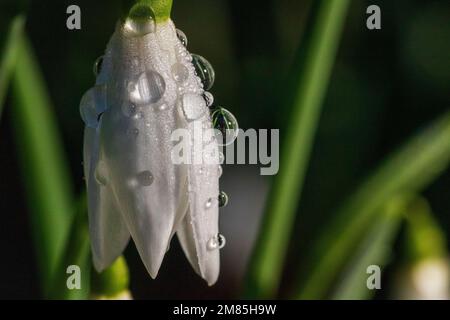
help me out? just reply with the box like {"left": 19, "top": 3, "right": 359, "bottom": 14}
{"left": 174, "top": 29, "right": 239, "bottom": 253}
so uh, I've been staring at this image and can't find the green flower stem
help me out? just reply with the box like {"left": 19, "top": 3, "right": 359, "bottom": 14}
{"left": 123, "top": 0, "right": 173, "bottom": 22}
{"left": 91, "top": 256, "right": 130, "bottom": 299}
{"left": 0, "top": 15, "right": 25, "bottom": 117}
{"left": 243, "top": 0, "right": 350, "bottom": 299}
{"left": 295, "top": 111, "right": 450, "bottom": 299}
{"left": 11, "top": 32, "right": 75, "bottom": 297}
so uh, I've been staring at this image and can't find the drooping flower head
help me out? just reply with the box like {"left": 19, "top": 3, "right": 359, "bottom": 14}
{"left": 81, "top": 1, "right": 238, "bottom": 285}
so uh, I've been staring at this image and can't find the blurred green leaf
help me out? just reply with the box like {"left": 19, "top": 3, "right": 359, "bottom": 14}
{"left": 330, "top": 195, "right": 409, "bottom": 300}
{"left": 296, "top": 111, "right": 450, "bottom": 299}
{"left": 10, "top": 32, "right": 75, "bottom": 297}
{"left": 48, "top": 194, "right": 90, "bottom": 299}
{"left": 243, "top": 0, "right": 350, "bottom": 299}
{"left": 0, "top": 15, "right": 25, "bottom": 117}
{"left": 91, "top": 255, "right": 130, "bottom": 299}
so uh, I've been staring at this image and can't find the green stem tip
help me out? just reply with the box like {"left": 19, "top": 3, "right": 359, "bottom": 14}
{"left": 124, "top": 0, "right": 173, "bottom": 23}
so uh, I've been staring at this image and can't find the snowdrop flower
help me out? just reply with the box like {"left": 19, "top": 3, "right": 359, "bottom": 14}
{"left": 80, "top": 2, "right": 237, "bottom": 285}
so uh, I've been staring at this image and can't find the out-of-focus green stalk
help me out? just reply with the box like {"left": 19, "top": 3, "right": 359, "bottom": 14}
{"left": 330, "top": 195, "right": 410, "bottom": 300}
{"left": 243, "top": 0, "right": 350, "bottom": 299}
{"left": 91, "top": 256, "right": 131, "bottom": 300}
{"left": 11, "top": 32, "right": 75, "bottom": 297}
{"left": 296, "top": 111, "right": 450, "bottom": 299}
{"left": 0, "top": 15, "right": 25, "bottom": 116}
{"left": 48, "top": 194, "right": 90, "bottom": 299}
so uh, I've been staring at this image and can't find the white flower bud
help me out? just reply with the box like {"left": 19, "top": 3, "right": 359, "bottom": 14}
{"left": 82, "top": 17, "right": 222, "bottom": 285}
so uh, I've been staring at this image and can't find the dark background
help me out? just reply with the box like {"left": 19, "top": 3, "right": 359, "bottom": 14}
{"left": 0, "top": 0, "right": 449, "bottom": 299}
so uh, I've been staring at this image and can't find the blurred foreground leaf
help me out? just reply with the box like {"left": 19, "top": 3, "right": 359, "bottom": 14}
{"left": 243, "top": 0, "right": 350, "bottom": 298}
{"left": 0, "top": 15, "right": 24, "bottom": 117}
{"left": 296, "top": 111, "right": 450, "bottom": 299}
{"left": 330, "top": 195, "right": 410, "bottom": 300}
{"left": 11, "top": 32, "right": 75, "bottom": 296}
{"left": 48, "top": 194, "right": 90, "bottom": 299}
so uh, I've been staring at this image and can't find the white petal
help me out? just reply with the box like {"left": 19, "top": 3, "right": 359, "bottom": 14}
{"left": 84, "top": 126, "right": 130, "bottom": 271}
{"left": 176, "top": 117, "right": 221, "bottom": 286}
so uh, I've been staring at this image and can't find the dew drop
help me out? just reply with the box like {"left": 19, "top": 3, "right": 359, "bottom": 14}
{"left": 122, "top": 102, "right": 139, "bottom": 117}
{"left": 94, "top": 161, "right": 108, "bottom": 186}
{"left": 205, "top": 198, "right": 213, "bottom": 209}
{"left": 218, "top": 191, "right": 228, "bottom": 207}
{"left": 171, "top": 63, "right": 189, "bottom": 83}
{"left": 176, "top": 28, "right": 188, "bottom": 47}
{"left": 218, "top": 165, "right": 223, "bottom": 178}
{"left": 181, "top": 93, "right": 207, "bottom": 121}
{"left": 93, "top": 55, "right": 104, "bottom": 76}
{"left": 124, "top": 5, "right": 156, "bottom": 37}
{"left": 127, "top": 127, "right": 139, "bottom": 138}
{"left": 219, "top": 152, "right": 225, "bottom": 164}
{"left": 136, "top": 170, "right": 154, "bottom": 186}
{"left": 203, "top": 91, "right": 214, "bottom": 107}
{"left": 158, "top": 103, "right": 168, "bottom": 111}
{"left": 192, "top": 54, "right": 215, "bottom": 90}
{"left": 129, "top": 70, "right": 166, "bottom": 104}
{"left": 80, "top": 85, "right": 107, "bottom": 128}
{"left": 211, "top": 107, "right": 239, "bottom": 146}
{"left": 207, "top": 234, "right": 226, "bottom": 251}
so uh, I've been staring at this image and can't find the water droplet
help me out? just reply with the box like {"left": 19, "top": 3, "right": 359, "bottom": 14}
{"left": 219, "top": 152, "right": 225, "bottom": 164}
{"left": 218, "top": 191, "right": 228, "bottom": 207}
{"left": 124, "top": 5, "right": 156, "bottom": 37}
{"left": 93, "top": 55, "right": 104, "bottom": 76}
{"left": 158, "top": 103, "right": 168, "bottom": 111}
{"left": 122, "top": 102, "right": 139, "bottom": 117}
{"left": 136, "top": 170, "right": 154, "bottom": 186}
{"left": 176, "top": 29, "right": 188, "bottom": 47}
{"left": 95, "top": 161, "right": 108, "bottom": 185}
{"left": 80, "top": 85, "right": 107, "bottom": 128}
{"left": 207, "top": 234, "right": 226, "bottom": 250}
{"left": 192, "top": 54, "right": 215, "bottom": 90}
{"left": 171, "top": 63, "right": 189, "bottom": 83}
{"left": 203, "top": 91, "right": 214, "bottom": 107}
{"left": 218, "top": 165, "right": 223, "bottom": 177}
{"left": 181, "top": 93, "right": 206, "bottom": 121}
{"left": 129, "top": 70, "right": 166, "bottom": 104}
{"left": 127, "top": 127, "right": 139, "bottom": 138}
{"left": 211, "top": 107, "right": 239, "bottom": 146}
{"left": 205, "top": 198, "right": 213, "bottom": 209}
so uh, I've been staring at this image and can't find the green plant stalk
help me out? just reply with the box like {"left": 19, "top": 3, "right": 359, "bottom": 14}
{"left": 48, "top": 194, "right": 90, "bottom": 299}
{"left": 91, "top": 256, "right": 130, "bottom": 299}
{"left": 330, "top": 195, "right": 409, "bottom": 300}
{"left": 11, "top": 33, "right": 75, "bottom": 297}
{"left": 296, "top": 111, "right": 450, "bottom": 299}
{"left": 122, "top": 0, "right": 173, "bottom": 22}
{"left": 243, "top": 0, "right": 350, "bottom": 299}
{"left": 0, "top": 15, "right": 25, "bottom": 117}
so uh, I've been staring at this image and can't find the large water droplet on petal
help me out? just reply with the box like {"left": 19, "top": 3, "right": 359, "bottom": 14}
{"left": 129, "top": 70, "right": 166, "bottom": 105}
{"left": 218, "top": 165, "right": 223, "bottom": 178}
{"left": 203, "top": 91, "right": 214, "bottom": 107}
{"left": 80, "top": 85, "right": 107, "bottom": 128}
{"left": 192, "top": 54, "right": 215, "bottom": 90}
{"left": 171, "top": 63, "right": 189, "bottom": 83}
{"left": 93, "top": 55, "right": 104, "bottom": 76}
{"left": 136, "top": 170, "right": 154, "bottom": 186}
{"left": 207, "top": 234, "right": 226, "bottom": 251}
{"left": 95, "top": 161, "right": 108, "bottom": 186}
{"left": 124, "top": 5, "right": 156, "bottom": 37}
{"left": 218, "top": 191, "right": 228, "bottom": 207}
{"left": 176, "top": 28, "right": 188, "bottom": 47}
{"left": 181, "top": 93, "right": 207, "bottom": 122}
{"left": 211, "top": 106, "right": 239, "bottom": 146}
